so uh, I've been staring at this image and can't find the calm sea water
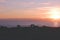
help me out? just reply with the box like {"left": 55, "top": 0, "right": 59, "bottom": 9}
{"left": 0, "top": 19, "right": 59, "bottom": 27}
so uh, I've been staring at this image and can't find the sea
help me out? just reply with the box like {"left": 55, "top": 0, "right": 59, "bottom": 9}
{"left": 0, "top": 19, "right": 59, "bottom": 27}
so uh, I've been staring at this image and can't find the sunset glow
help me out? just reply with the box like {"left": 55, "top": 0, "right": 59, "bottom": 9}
{"left": 48, "top": 8, "right": 60, "bottom": 20}
{"left": 0, "top": 0, "right": 60, "bottom": 27}
{"left": 47, "top": 7, "right": 60, "bottom": 27}
{"left": 0, "top": 0, "right": 60, "bottom": 19}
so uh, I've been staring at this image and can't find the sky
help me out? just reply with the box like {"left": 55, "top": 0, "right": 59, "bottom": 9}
{"left": 0, "top": 0, "right": 60, "bottom": 19}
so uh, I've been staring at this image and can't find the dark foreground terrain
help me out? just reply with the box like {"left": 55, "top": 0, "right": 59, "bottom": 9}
{"left": 0, "top": 24, "right": 60, "bottom": 40}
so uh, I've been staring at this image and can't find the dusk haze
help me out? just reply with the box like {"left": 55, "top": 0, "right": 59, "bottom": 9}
{"left": 0, "top": 0, "right": 60, "bottom": 39}
{"left": 0, "top": 0, "right": 60, "bottom": 27}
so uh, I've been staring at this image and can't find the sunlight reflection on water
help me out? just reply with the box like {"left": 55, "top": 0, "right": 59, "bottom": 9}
{"left": 0, "top": 19, "right": 59, "bottom": 27}
{"left": 54, "top": 21, "right": 58, "bottom": 27}
{"left": 53, "top": 20, "right": 58, "bottom": 27}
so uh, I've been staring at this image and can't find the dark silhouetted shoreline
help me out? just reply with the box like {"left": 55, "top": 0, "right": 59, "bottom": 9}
{"left": 0, "top": 24, "right": 60, "bottom": 40}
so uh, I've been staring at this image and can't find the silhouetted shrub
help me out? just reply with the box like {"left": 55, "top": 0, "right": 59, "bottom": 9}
{"left": 0, "top": 26, "right": 4, "bottom": 28}
{"left": 17, "top": 25, "right": 21, "bottom": 29}
{"left": 30, "top": 24, "right": 35, "bottom": 28}
{"left": 42, "top": 25, "right": 48, "bottom": 28}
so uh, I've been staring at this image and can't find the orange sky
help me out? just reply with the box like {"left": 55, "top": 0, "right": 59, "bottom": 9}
{"left": 0, "top": 0, "right": 60, "bottom": 19}
{"left": 0, "top": 7, "right": 52, "bottom": 19}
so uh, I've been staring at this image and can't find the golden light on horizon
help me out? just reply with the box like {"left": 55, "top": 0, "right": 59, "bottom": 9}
{"left": 48, "top": 7, "right": 60, "bottom": 27}
{"left": 48, "top": 8, "right": 60, "bottom": 20}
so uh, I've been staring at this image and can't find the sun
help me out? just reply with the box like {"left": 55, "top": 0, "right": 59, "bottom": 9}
{"left": 48, "top": 8, "right": 60, "bottom": 20}
{"left": 47, "top": 7, "right": 60, "bottom": 27}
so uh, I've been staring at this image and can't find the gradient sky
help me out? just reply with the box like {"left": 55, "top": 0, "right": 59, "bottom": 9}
{"left": 0, "top": 0, "right": 60, "bottom": 19}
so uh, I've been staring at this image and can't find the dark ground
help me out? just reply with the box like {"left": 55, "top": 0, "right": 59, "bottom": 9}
{"left": 0, "top": 25, "right": 60, "bottom": 40}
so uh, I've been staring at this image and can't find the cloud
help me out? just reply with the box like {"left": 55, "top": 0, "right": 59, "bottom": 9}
{"left": 12, "top": 2, "right": 35, "bottom": 6}
{"left": 12, "top": 1, "right": 60, "bottom": 8}
{"left": 12, "top": 1, "right": 51, "bottom": 8}
{"left": 38, "top": 2, "right": 51, "bottom": 5}
{"left": 0, "top": 0, "right": 7, "bottom": 3}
